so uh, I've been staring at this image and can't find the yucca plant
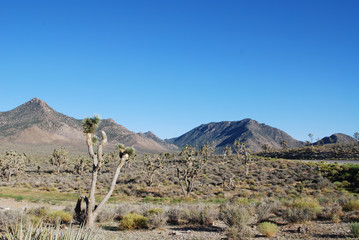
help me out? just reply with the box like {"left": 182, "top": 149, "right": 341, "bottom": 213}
{"left": 2, "top": 220, "right": 97, "bottom": 240}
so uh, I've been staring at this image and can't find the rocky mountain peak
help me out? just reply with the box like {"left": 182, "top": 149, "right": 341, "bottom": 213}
{"left": 28, "top": 97, "right": 48, "bottom": 107}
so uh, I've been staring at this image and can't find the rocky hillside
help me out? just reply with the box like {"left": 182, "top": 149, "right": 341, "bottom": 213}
{"left": 166, "top": 119, "right": 304, "bottom": 152}
{"left": 0, "top": 98, "right": 177, "bottom": 154}
{"left": 315, "top": 133, "right": 357, "bottom": 145}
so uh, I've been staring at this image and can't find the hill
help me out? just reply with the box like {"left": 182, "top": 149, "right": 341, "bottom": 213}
{"left": 166, "top": 119, "right": 303, "bottom": 152}
{"left": 315, "top": 133, "right": 357, "bottom": 145}
{"left": 0, "top": 98, "right": 177, "bottom": 154}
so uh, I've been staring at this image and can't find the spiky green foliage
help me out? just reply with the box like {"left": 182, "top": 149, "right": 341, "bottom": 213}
{"left": 116, "top": 143, "right": 125, "bottom": 151}
{"left": 81, "top": 115, "right": 101, "bottom": 134}
{"left": 3, "top": 220, "right": 97, "bottom": 240}
{"left": 124, "top": 147, "right": 135, "bottom": 157}
{"left": 117, "top": 143, "right": 135, "bottom": 159}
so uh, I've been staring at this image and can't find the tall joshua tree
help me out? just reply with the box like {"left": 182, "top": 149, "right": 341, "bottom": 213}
{"left": 79, "top": 115, "right": 135, "bottom": 228}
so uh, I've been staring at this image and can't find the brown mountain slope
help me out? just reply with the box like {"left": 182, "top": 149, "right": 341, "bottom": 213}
{"left": 0, "top": 98, "right": 177, "bottom": 154}
{"left": 166, "top": 119, "right": 304, "bottom": 152}
{"left": 315, "top": 133, "right": 357, "bottom": 145}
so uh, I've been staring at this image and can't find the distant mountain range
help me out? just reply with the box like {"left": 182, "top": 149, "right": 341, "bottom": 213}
{"left": 166, "top": 119, "right": 357, "bottom": 152}
{"left": 166, "top": 119, "right": 303, "bottom": 152}
{"left": 0, "top": 98, "right": 356, "bottom": 154}
{"left": 0, "top": 98, "right": 177, "bottom": 154}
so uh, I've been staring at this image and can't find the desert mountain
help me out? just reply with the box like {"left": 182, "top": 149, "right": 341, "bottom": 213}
{"left": 315, "top": 133, "right": 357, "bottom": 145}
{"left": 0, "top": 98, "right": 177, "bottom": 154}
{"left": 166, "top": 119, "right": 304, "bottom": 152}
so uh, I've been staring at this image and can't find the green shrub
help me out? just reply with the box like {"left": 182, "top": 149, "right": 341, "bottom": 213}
{"left": 351, "top": 222, "right": 359, "bottom": 237}
{"left": 145, "top": 208, "right": 164, "bottom": 216}
{"left": 257, "top": 222, "right": 279, "bottom": 238}
{"left": 343, "top": 200, "right": 359, "bottom": 212}
{"left": 119, "top": 213, "right": 149, "bottom": 230}
{"left": 48, "top": 210, "right": 73, "bottom": 225}
{"left": 285, "top": 197, "right": 322, "bottom": 223}
{"left": 28, "top": 208, "right": 72, "bottom": 225}
{"left": 220, "top": 203, "right": 251, "bottom": 227}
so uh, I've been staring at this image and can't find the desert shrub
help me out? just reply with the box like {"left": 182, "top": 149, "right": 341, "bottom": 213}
{"left": 351, "top": 222, "right": 359, "bottom": 237}
{"left": 318, "top": 204, "right": 343, "bottom": 220}
{"left": 343, "top": 200, "right": 359, "bottom": 212}
{"left": 220, "top": 203, "right": 251, "bottom": 227}
{"left": 201, "top": 205, "right": 219, "bottom": 226}
{"left": 114, "top": 203, "right": 140, "bottom": 221}
{"left": 119, "top": 213, "right": 149, "bottom": 230}
{"left": 96, "top": 207, "right": 116, "bottom": 223}
{"left": 256, "top": 200, "right": 280, "bottom": 223}
{"left": 257, "top": 222, "right": 279, "bottom": 238}
{"left": 220, "top": 202, "right": 253, "bottom": 239}
{"left": 331, "top": 214, "right": 341, "bottom": 223}
{"left": 285, "top": 197, "right": 322, "bottom": 223}
{"left": 167, "top": 206, "right": 185, "bottom": 225}
{"left": 145, "top": 208, "right": 166, "bottom": 229}
{"left": 47, "top": 210, "right": 73, "bottom": 225}
{"left": 28, "top": 207, "right": 72, "bottom": 226}
{"left": 226, "top": 225, "right": 252, "bottom": 240}
{"left": 182, "top": 204, "right": 219, "bottom": 226}
{"left": 28, "top": 207, "right": 48, "bottom": 217}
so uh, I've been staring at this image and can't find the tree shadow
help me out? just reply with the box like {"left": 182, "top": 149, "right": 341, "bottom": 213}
{"left": 168, "top": 225, "right": 222, "bottom": 232}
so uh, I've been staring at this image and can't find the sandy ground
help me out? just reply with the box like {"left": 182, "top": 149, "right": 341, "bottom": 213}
{"left": 0, "top": 197, "right": 64, "bottom": 211}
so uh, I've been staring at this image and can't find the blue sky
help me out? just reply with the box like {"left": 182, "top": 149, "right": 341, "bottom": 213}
{"left": 0, "top": 0, "right": 358, "bottom": 141}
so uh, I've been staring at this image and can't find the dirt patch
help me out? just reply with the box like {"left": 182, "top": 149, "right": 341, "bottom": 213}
{"left": 0, "top": 197, "right": 64, "bottom": 211}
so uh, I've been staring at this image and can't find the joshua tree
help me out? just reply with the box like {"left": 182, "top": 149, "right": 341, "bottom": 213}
{"left": 308, "top": 133, "right": 315, "bottom": 146}
{"left": 176, "top": 144, "right": 212, "bottom": 197}
{"left": 233, "top": 140, "right": 251, "bottom": 176}
{"left": 0, "top": 150, "right": 26, "bottom": 181}
{"left": 143, "top": 153, "right": 164, "bottom": 187}
{"left": 77, "top": 115, "right": 135, "bottom": 228}
{"left": 74, "top": 155, "right": 89, "bottom": 174}
{"left": 49, "top": 146, "right": 68, "bottom": 173}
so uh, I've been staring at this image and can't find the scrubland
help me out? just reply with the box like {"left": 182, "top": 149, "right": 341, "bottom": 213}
{"left": 0, "top": 144, "right": 359, "bottom": 239}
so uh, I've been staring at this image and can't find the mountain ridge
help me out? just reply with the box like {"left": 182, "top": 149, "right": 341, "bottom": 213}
{"left": 166, "top": 119, "right": 304, "bottom": 152}
{"left": 0, "top": 98, "right": 177, "bottom": 154}
{"left": 1, "top": 98, "right": 355, "bottom": 154}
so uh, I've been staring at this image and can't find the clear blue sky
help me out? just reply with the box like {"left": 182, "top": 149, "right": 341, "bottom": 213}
{"left": 0, "top": 0, "right": 358, "bottom": 141}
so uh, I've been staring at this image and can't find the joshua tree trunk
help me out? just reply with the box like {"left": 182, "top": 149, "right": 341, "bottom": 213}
{"left": 83, "top": 131, "right": 129, "bottom": 228}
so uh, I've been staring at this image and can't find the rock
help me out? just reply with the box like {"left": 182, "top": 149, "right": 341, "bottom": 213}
{"left": 297, "top": 226, "right": 308, "bottom": 233}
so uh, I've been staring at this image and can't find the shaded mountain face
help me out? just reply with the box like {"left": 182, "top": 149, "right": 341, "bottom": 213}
{"left": 315, "top": 133, "right": 357, "bottom": 145}
{"left": 0, "top": 98, "right": 177, "bottom": 154}
{"left": 166, "top": 119, "right": 304, "bottom": 152}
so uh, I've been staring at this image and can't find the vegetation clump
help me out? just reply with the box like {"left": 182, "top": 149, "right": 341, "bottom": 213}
{"left": 119, "top": 213, "right": 149, "bottom": 230}
{"left": 285, "top": 197, "right": 322, "bottom": 223}
{"left": 257, "top": 222, "right": 279, "bottom": 238}
{"left": 351, "top": 222, "right": 359, "bottom": 237}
